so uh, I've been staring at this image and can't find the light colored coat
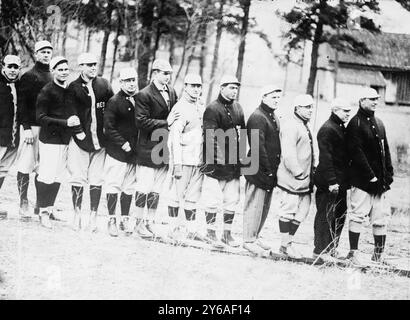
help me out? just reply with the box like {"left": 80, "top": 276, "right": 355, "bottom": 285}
{"left": 167, "top": 96, "right": 204, "bottom": 166}
{"left": 276, "top": 114, "right": 315, "bottom": 194}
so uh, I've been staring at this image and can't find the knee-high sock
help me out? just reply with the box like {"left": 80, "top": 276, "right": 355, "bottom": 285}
{"left": 49, "top": 182, "right": 61, "bottom": 207}
{"left": 288, "top": 219, "right": 300, "bottom": 245}
{"left": 90, "top": 185, "right": 102, "bottom": 212}
{"left": 71, "top": 185, "right": 83, "bottom": 211}
{"left": 223, "top": 211, "right": 235, "bottom": 231}
{"left": 168, "top": 206, "right": 179, "bottom": 229}
{"left": 106, "top": 193, "right": 118, "bottom": 216}
{"left": 134, "top": 191, "right": 147, "bottom": 221}
{"left": 0, "top": 176, "right": 4, "bottom": 189}
{"left": 17, "top": 172, "right": 29, "bottom": 203}
{"left": 147, "top": 192, "right": 159, "bottom": 222}
{"left": 279, "top": 218, "right": 291, "bottom": 247}
{"left": 36, "top": 180, "right": 52, "bottom": 209}
{"left": 374, "top": 234, "right": 386, "bottom": 256}
{"left": 349, "top": 231, "right": 360, "bottom": 251}
{"left": 205, "top": 212, "right": 216, "bottom": 230}
{"left": 120, "top": 193, "right": 132, "bottom": 216}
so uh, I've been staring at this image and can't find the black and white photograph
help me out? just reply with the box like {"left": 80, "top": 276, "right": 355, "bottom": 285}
{"left": 0, "top": 0, "right": 409, "bottom": 303}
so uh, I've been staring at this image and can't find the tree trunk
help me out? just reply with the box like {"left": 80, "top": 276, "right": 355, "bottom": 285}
{"left": 169, "top": 35, "right": 175, "bottom": 65}
{"left": 152, "top": 0, "right": 165, "bottom": 62}
{"left": 306, "top": 0, "right": 326, "bottom": 96}
{"left": 199, "top": 20, "right": 208, "bottom": 80}
{"left": 236, "top": 0, "right": 251, "bottom": 97}
{"left": 206, "top": 0, "right": 225, "bottom": 104}
{"left": 173, "top": 20, "right": 191, "bottom": 86}
{"left": 61, "top": 22, "right": 68, "bottom": 57}
{"left": 98, "top": 1, "right": 114, "bottom": 76}
{"left": 110, "top": 22, "right": 121, "bottom": 82}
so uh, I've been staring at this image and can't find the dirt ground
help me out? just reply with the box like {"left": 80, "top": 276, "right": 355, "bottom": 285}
{"left": 0, "top": 173, "right": 409, "bottom": 300}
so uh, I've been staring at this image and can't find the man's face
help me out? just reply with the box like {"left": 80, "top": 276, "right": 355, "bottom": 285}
{"left": 53, "top": 62, "right": 69, "bottom": 83}
{"left": 296, "top": 104, "right": 314, "bottom": 120}
{"left": 2, "top": 64, "right": 20, "bottom": 80}
{"left": 333, "top": 107, "right": 351, "bottom": 123}
{"left": 360, "top": 97, "right": 379, "bottom": 112}
{"left": 121, "top": 77, "right": 138, "bottom": 94}
{"left": 35, "top": 48, "right": 53, "bottom": 65}
{"left": 262, "top": 90, "right": 282, "bottom": 110}
{"left": 184, "top": 83, "right": 202, "bottom": 99}
{"left": 80, "top": 62, "right": 98, "bottom": 79}
{"left": 153, "top": 70, "right": 171, "bottom": 86}
{"left": 220, "top": 84, "right": 239, "bottom": 100}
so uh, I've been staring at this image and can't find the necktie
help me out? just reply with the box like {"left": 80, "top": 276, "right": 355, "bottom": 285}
{"left": 7, "top": 83, "right": 18, "bottom": 148}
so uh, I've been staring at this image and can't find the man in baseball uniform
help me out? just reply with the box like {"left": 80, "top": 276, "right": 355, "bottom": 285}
{"left": 167, "top": 73, "right": 205, "bottom": 241}
{"left": 202, "top": 75, "right": 245, "bottom": 248}
{"left": 35, "top": 56, "right": 82, "bottom": 228}
{"left": 242, "top": 85, "right": 282, "bottom": 254}
{"left": 313, "top": 98, "right": 351, "bottom": 261}
{"left": 104, "top": 68, "right": 139, "bottom": 237}
{"left": 0, "top": 55, "right": 22, "bottom": 218}
{"left": 345, "top": 88, "right": 394, "bottom": 265}
{"left": 66, "top": 52, "right": 114, "bottom": 231}
{"left": 134, "top": 59, "right": 178, "bottom": 237}
{"left": 16, "top": 40, "right": 53, "bottom": 217}
{"left": 276, "top": 94, "right": 316, "bottom": 259}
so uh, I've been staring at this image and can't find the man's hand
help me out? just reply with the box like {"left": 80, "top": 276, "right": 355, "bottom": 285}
{"left": 67, "top": 115, "right": 80, "bottom": 127}
{"left": 167, "top": 111, "right": 180, "bottom": 127}
{"left": 329, "top": 184, "right": 339, "bottom": 194}
{"left": 76, "top": 132, "right": 86, "bottom": 141}
{"left": 23, "top": 129, "right": 34, "bottom": 144}
{"left": 173, "top": 164, "right": 182, "bottom": 179}
{"left": 121, "top": 141, "right": 131, "bottom": 152}
{"left": 370, "top": 177, "right": 378, "bottom": 182}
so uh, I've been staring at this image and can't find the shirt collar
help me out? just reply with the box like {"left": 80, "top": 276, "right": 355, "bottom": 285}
{"left": 153, "top": 79, "right": 167, "bottom": 92}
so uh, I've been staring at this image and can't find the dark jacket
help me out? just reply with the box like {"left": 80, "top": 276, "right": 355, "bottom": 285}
{"left": 202, "top": 94, "right": 246, "bottom": 181}
{"left": 104, "top": 90, "right": 138, "bottom": 163}
{"left": 314, "top": 113, "right": 350, "bottom": 191}
{"left": 0, "top": 73, "right": 21, "bottom": 148}
{"left": 20, "top": 62, "right": 52, "bottom": 129}
{"left": 36, "top": 81, "right": 73, "bottom": 145}
{"left": 134, "top": 82, "right": 177, "bottom": 168}
{"left": 66, "top": 75, "right": 114, "bottom": 152}
{"left": 244, "top": 103, "right": 281, "bottom": 191}
{"left": 346, "top": 107, "right": 394, "bottom": 195}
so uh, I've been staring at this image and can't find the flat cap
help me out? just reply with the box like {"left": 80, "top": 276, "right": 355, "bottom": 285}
{"left": 3, "top": 55, "right": 21, "bottom": 67}
{"left": 151, "top": 59, "right": 173, "bottom": 72}
{"left": 184, "top": 74, "right": 202, "bottom": 85}
{"left": 220, "top": 75, "right": 240, "bottom": 87}
{"left": 34, "top": 40, "right": 53, "bottom": 52}
{"left": 260, "top": 84, "right": 282, "bottom": 99}
{"left": 50, "top": 56, "right": 68, "bottom": 70}
{"left": 77, "top": 52, "right": 98, "bottom": 65}
{"left": 331, "top": 97, "right": 352, "bottom": 110}
{"left": 119, "top": 67, "right": 138, "bottom": 80}
{"left": 360, "top": 87, "right": 380, "bottom": 99}
{"left": 294, "top": 94, "right": 314, "bottom": 107}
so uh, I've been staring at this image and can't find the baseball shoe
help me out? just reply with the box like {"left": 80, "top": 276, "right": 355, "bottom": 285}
{"left": 168, "top": 225, "right": 188, "bottom": 242}
{"left": 71, "top": 211, "right": 82, "bottom": 231}
{"left": 286, "top": 244, "right": 302, "bottom": 259}
{"left": 312, "top": 252, "right": 337, "bottom": 264}
{"left": 204, "top": 229, "right": 225, "bottom": 249}
{"left": 345, "top": 250, "right": 363, "bottom": 267}
{"left": 221, "top": 230, "right": 240, "bottom": 248}
{"left": 279, "top": 245, "right": 288, "bottom": 256}
{"left": 19, "top": 200, "right": 33, "bottom": 220}
{"left": 88, "top": 211, "right": 98, "bottom": 233}
{"left": 187, "top": 231, "right": 206, "bottom": 242}
{"left": 119, "top": 216, "right": 129, "bottom": 231}
{"left": 329, "top": 248, "right": 344, "bottom": 260}
{"left": 108, "top": 217, "right": 118, "bottom": 237}
{"left": 371, "top": 253, "right": 392, "bottom": 267}
{"left": 39, "top": 211, "right": 52, "bottom": 229}
{"left": 243, "top": 242, "right": 264, "bottom": 255}
{"left": 136, "top": 222, "right": 154, "bottom": 239}
{"left": 0, "top": 209, "right": 7, "bottom": 220}
{"left": 124, "top": 217, "right": 136, "bottom": 235}
{"left": 255, "top": 238, "right": 271, "bottom": 251}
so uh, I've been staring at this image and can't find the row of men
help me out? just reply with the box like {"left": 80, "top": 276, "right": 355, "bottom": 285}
{"left": 0, "top": 40, "right": 394, "bottom": 265}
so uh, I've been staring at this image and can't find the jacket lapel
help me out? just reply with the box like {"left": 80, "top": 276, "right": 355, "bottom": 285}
{"left": 150, "top": 82, "right": 168, "bottom": 110}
